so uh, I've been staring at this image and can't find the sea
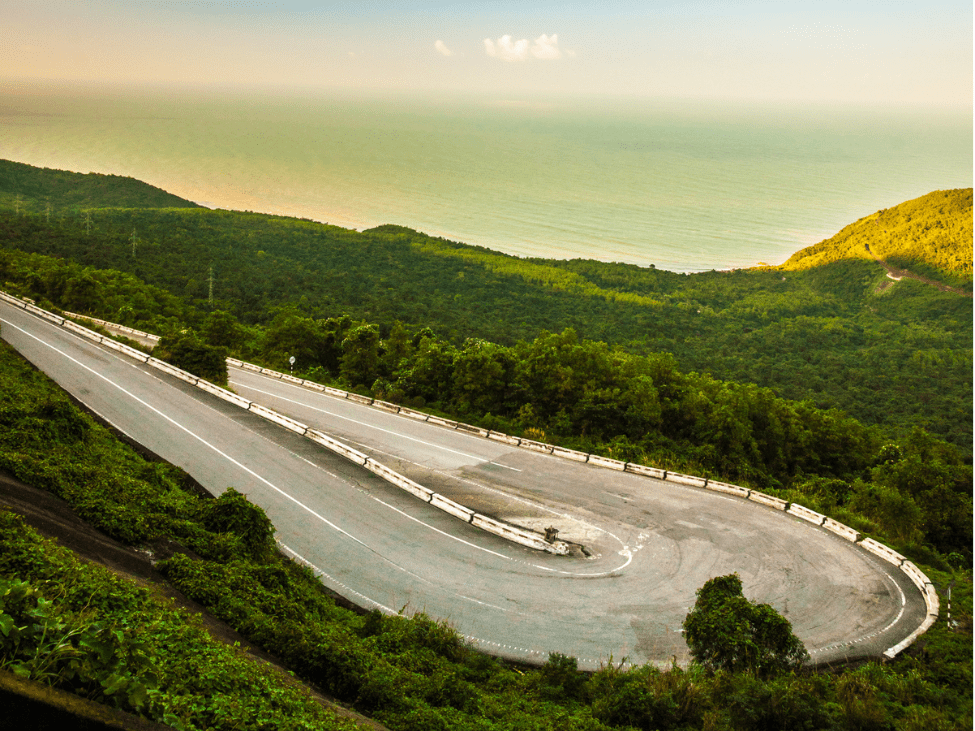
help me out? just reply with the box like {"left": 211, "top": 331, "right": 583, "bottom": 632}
{"left": 1, "top": 80, "right": 971, "bottom": 272}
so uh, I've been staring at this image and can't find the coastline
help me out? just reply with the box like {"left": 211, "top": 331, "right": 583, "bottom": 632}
{"left": 1, "top": 86, "right": 970, "bottom": 274}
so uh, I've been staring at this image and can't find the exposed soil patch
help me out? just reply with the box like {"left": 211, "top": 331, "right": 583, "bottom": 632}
{"left": 864, "top": 243, "right": 972, "bottom": 297}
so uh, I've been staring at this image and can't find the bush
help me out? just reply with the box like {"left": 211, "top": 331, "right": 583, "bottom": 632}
{"left": 539, "top": 652, "right": 588, "bottom": 702}
{"left": 202, "top": 488, "right": 275, "bottom": 559}
{"left": 683, "top": 573, "right": 809, "bottom": 677}
{"left": 155, "top": 329, "right": 228, "bottom": 385}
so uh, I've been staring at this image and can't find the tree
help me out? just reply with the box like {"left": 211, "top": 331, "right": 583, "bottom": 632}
{"left": 340, "top": 324, "right": 381, "bottom": 387}
{"left": 682, "top": 573, "right": 808, "bottom": 677}
{"left": 259, "top": 308, "right": 327, "bottom": 371}
{"left": 452, "top": 338, "right": 518, "bottom": 416}
{"left": 202, "top": 310, "right": 245, "bottom": 349}
{"left": 395, "top": 335, "right": 456, "bottom": 406}
{"left": 380, "top": 321, "right": 413, "bottom": 378}
{"left": 155, "top": 329, "right": 228, "bottom": 387}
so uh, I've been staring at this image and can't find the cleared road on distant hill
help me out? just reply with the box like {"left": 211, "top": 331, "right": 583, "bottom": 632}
{"left": 1, "top": 300, "right": 926, "bottom": 669}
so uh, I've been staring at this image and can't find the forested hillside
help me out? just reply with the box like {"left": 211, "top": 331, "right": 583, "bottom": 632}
{"left": 0, "top": 158, "right": 200, "bottom": 212}
{"left": 779, "top": 188, "right": 973, "bottom": 285}
{"left": 0, "top": 161, "right": 970, "bottom": 451}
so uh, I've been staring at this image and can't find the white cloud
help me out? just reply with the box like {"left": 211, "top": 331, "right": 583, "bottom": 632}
{"left": 434, "top": 40, "right": 453, "bottom": 57}
{"left": 485, "top": 34, "right": 566, "bottom": 62}
{"left": 484, "top": 35, "right": 529, "bottom": 62}
{"left": 530, "top": 34, "right": 561, "bottom": 60}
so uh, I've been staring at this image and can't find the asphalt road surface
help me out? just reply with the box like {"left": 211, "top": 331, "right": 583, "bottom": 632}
{"left": 1, "top": 301, "right": 926, "bottom": 669}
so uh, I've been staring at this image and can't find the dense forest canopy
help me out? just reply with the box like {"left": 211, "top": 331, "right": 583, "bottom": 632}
{"left": 0, "top": 160, "right": 970, "bottom": 453}
{"left": 778, "top": 188, "right": 973, "bottom": 282}
{"left": 0, "top": 158, "right": 200, "bottom": 212}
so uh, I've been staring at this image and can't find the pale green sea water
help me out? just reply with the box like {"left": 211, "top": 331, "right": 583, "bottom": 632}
{"left": 1, "top": 81, "right": 971, "bottom": 272}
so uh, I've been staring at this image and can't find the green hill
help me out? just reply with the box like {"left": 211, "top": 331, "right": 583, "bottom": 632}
{"left": 0, "top": 158, "right": 200, "bottom": 213}
{"left": 779, "top": 189, "right": 973, "bottom": 285}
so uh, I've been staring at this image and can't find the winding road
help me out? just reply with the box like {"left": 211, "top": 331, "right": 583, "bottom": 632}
{"left": 0, "top": 299, "right": 927, "bottom": 669}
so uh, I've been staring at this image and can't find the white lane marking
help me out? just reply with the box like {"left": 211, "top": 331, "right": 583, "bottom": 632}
{"left": 1, "top": 315, "right": 593, "bottom": 574}
{"left": 280, "top": 542, "right": 395, "bottom": 614}
{"left": 876, "top": 568, "right": 907, "bottom": 628}
{"left": 807, "top": 559, "right": 911, "bottom": 657}
{"left": 232, "top": 376, "right": 521, "bottom": 472}
{"left": 457, "top": 595, "right": 510, "bottom": 612}
{"left": 2, "top": 317, "right": 370, "bottom": 547}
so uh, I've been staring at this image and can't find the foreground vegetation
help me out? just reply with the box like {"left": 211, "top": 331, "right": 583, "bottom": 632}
{"left": 0, "top": 519, "right": 361, "bottom": 731}
{"left": 0, "top": 339, "right": 971, "bottom": 730}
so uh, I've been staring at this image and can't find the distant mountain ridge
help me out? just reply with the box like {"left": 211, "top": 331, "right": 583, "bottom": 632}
{"left": 777, "top": 189, "right": 973, "bottom": 282}
{"left": 0, "top": 159, "right": 200, "bottom": 212}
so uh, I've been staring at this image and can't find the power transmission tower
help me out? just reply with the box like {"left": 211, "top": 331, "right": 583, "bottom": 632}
{"left": 45, "top": 202, "right": 51, "bottom": 225}
{"left": 130, "top": 229, "right": 138, "bottom": 257}
{"left": 208, "top": 266, "right": 215, "bottom": 305}
{"left": 14, "top": 195, "right": 21, "bottom": 216}
{"left": 84, "top": 210, "right": 92, "bottom": 236}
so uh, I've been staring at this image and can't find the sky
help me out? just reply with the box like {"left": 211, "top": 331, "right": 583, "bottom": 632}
{"left": 2, "top": 0, "right": 972, "bottom": 107}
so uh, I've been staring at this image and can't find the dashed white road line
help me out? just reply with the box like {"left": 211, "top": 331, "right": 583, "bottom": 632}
{"left": 232, "top": 375, "right": 520, "bottom": 471}
{"left": 3, "top": 317, "right": 374, "bottom": 546}
{"left": 3, "top": 315, "right": 623, "bottom": 589}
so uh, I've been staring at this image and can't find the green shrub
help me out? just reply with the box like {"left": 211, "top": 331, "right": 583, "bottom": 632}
{"left": 155, "top": 329, "right": 228, "bottom": 386}
{"left": 683, "top": 573, "right": 809, "bottom": 677}
{"left": 538, "top": 652, "right": 588, "bottom": 702}
{"left": 202, "top": 488, "right": 275, "bottom": 559}
{"left": 0, "top": 512, "right": 359, "bottom": 730}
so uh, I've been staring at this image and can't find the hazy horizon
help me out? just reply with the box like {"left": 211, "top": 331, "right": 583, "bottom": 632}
{"left": 4, "top": 1, "right": 972, "bottom": 109}
{"left": 3, "top": 2, "right": 970, "bottom": 272}
{"left": 2, "top": 84, "right": 969, "bottom": 272}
